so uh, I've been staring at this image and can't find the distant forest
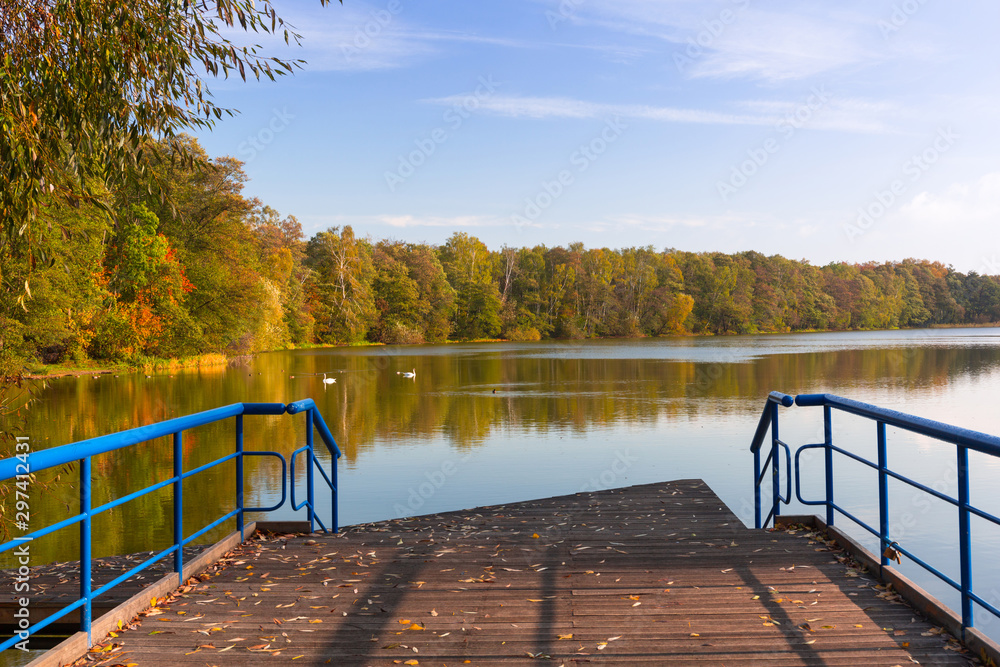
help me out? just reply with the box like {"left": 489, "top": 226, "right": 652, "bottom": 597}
{"left": 3, "top": 135, "right": 999, "bottom": 366}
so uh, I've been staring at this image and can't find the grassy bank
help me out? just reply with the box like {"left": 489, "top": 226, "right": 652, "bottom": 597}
{"left": 24, "top": 353, "right": 229, "bottom": 379}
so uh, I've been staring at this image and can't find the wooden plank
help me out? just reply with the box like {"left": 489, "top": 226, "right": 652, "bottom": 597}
{"left": 55, "top": 481, "right": 980, "bottom": 666}
{"left": 779, "top": 513, "right": 1000, "bottom": 666}
{"left": 25, "top": 523, "right": 255, "bottom": 667}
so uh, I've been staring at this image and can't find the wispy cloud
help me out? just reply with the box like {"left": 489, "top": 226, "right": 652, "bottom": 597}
{"left": 303, "top": 213, "right": 512, "bottom": 233}
{"left": 270, "top": 3, "right": 634, "bottom": 72}
{"left": 545, "top": 0, "right": 890, "bottom": 82}
{"left": 424, "top": 94, "right": 774, "bottom": 125}
{"left": 422, "top": 93, "right": 894, "bottom": 133}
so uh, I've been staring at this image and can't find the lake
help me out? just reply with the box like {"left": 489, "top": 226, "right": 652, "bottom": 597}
{"left": 12, "top": 327, "right": 1000, "bottom": 636}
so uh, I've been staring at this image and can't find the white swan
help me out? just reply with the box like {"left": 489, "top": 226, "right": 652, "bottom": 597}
{"left": 397, "top": 368, "right": 416, "bottom": 378}
{"left": 322, "top": 373, "right": 337, "bottom": 384}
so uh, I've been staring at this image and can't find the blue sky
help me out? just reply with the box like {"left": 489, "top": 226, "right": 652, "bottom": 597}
{"left": 193, "top": 0, "right": 1000, "bottom": 272}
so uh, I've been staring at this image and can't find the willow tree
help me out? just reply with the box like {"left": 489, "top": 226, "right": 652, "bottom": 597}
{"left": 0, "top": 0, "right": 337, "bottom": 293}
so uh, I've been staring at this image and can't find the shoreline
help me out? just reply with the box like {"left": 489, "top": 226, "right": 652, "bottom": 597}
{"left": 21, "top": 322, "right": 1000, "bottom": 380}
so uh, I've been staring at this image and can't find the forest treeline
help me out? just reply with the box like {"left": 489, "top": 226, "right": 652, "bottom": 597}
{"left": 3, "top": 136, "right": 999, "bottom": 366}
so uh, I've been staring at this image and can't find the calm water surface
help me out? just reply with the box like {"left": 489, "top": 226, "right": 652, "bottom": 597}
{"left": 13, "top": 328, "right": 1000, "bottom": 637}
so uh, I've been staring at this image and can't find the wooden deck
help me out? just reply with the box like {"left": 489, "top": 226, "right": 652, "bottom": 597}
{"left": 0, "top": 545, "right": 210, "bottom": 630}
{"left": 67, "top": 480, "right": 978, "bottom": 666}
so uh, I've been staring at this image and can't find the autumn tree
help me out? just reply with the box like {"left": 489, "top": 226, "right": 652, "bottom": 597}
{"left": 439, "top": 232, "right": 502, "bottom": 340}
{"left": 0, "top": 0, "right": 337, "bottom": 271}
{"left": 306, "top": 226, "right": 376, "bottom": 343}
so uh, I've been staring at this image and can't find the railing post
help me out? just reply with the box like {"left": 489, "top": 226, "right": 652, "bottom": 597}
{"left": 753, "top": 446, "right": 762, "bottom": 529}
{"left": 306, "top": 408, "right": 315, "bottom": 534}
{"left": 236, "top": 415, "right": 245, "bottom": 541}
{"left": 958, "top": 445, "right": 973, "bottom": 632}
{"left": 174, "top": 431, "right": 183, "bottom": 580}
{"left": 80, "top": 456, "right": 92, "bottom": 643}
{"left": 877, "top": 421, "right": 889, "bottom": 568}
{"left": 332, "top": 436, "right": 339, "bottom": 534}
{"left": 824, "top": 406, "right": 834, "bottom": 527}
{"left": 770, "top": 401, "right": 781, "bottom": 523}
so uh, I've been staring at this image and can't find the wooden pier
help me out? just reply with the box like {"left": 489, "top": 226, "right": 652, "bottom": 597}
{"left": 53, "top": 480, "right": 980, "bottom": 665}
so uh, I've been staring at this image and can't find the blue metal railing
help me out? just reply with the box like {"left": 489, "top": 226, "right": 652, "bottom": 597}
{"left": 749, "top": 391, "right": 795, "bottom": 530}
{"left": 751, "top": 391, "right": 1000, "bottom": 637}
{"left": 0, "top": 398, "right": 340, "bottom": 652}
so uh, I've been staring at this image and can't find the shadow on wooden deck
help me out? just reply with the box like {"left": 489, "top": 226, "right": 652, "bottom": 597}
{"left": 58, "top": 480, "right": 982, "bottom": 666}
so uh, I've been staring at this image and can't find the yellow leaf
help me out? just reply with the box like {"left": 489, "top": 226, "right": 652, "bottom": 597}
{"left": 557, "top": 633, "right": 573, "bottom": 640}
{"left": 532, "top": 533, "right": 540, "bottom": 539}
{"left": 690, "top": 633, "right": 700, "bottom": 637}
{"left": 408, "top": 623, "right": 424, "bottom": 631}
{"left": 399, "top": 619, "right": 411, "bottom": 624}
{"left": 404, "top": 661, "right": 419, "bottom": 665}
{"left": 117, "top": 619, "right": 123, "bottom": 630}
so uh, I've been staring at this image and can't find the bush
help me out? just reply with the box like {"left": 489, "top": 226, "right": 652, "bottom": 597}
{"left": 381, "top": 323, "right": 425, "bottom": 345}
{"left": 505, "top": 327, "right": 541, "bottom": 341}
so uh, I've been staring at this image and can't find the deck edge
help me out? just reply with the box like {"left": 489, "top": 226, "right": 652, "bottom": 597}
{"left": 777, "top": 514, "right": 1000, "bottom": 667}
{"left": 24, "top": 522, "right": 256, "bottom": 667}
{"left": 255, "top": 520, "right": 313, "bottom": 533}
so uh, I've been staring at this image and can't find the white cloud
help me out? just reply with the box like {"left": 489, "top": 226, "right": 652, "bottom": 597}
{"left": 899, "top": 172, "right": 1000, "bottom": 228}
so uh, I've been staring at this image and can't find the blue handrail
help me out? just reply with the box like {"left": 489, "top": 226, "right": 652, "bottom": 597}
{"left": 0, "top": 399, "right": 339, "bottom": 653}
{"left": 750, "top": 391, "right": 794, "bottom": 529}
{"left": 754, "top": 391, "right": 1000, "bottom": 639}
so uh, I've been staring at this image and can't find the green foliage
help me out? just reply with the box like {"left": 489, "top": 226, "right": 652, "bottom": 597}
{"left": 0, "top": 0, "right": 338, "bottom": 275}
{"left": 439, "top": 232, "right": 502, "bottom": 340}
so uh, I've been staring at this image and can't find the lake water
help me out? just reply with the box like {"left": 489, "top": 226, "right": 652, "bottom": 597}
{"left": 12, "top": 328, "right": 1000, "bottom": 637}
